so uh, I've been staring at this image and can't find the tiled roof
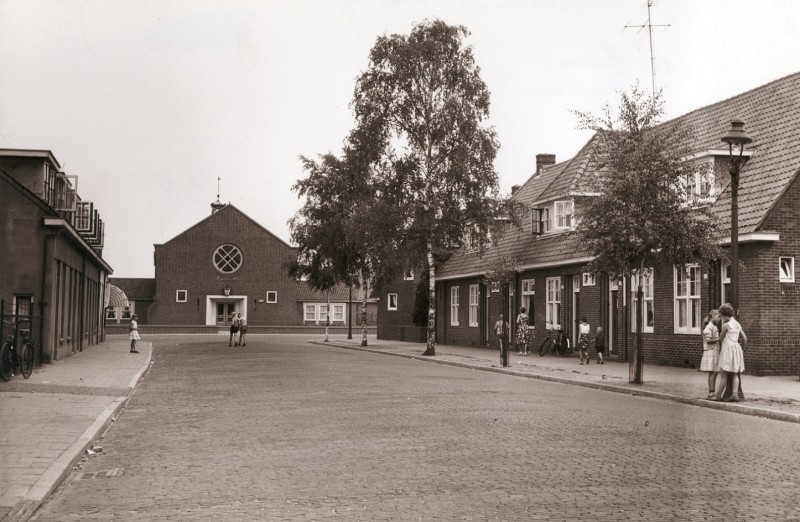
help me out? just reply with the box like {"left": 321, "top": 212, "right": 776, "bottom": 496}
{"left": 438, "top": 72, "right": 800, "bottom": 280}
{"left": 109, "top": 278, "right": 156, "bottom": 300}
{"left": 295, "top": 282, "right": 358, "bottom": 302}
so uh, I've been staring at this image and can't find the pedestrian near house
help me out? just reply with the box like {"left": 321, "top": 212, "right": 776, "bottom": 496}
{"left": 236, "top": 313, "right": 247, "bottom": 347}
{"left": 578, "top": 316, "right": 591, "bottom": 364}
{"left": 594, "top": 326, "right": 605, "bottom": 364}
{"left": 700, "top": 310, "right": 721, "bottom": 398}
{"left": 515, "top": 307, "right": 530, "bottom": 355}
{"left": 129, "top": 314, "right": 140, "bottom": 353}
{"left": 494, "top": 314, "right": 509, "bottom": 352}
{"left": 229, "top": 312, "right": 240, "bottom": 347}
{"left": 711, "top": 304, "right": 747, "bottom": 402}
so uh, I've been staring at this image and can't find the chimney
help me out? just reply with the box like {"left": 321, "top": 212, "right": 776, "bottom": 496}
{"left": 511, "top": 185, "right": 520, "bottom": 195}
{"left": 536, "top": 154, "right": 556, "bottom": 176}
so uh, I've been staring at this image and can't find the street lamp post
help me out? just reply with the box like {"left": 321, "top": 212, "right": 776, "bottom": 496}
{"left": 721, "top": 119, "right": 752, "bottom": 318}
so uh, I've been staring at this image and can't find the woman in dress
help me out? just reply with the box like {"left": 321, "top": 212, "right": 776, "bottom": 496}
{"left": 578, "top": 316, "right": 591, "bottom": 365}
{"left": 515, "top": 307, "right": 530, "bottom": 356}
{"left": 700, "top": 310, "right": 721, "bottom": 398}
{"left": 129, "top": 314, "right": 140, "bottom": 353}
{"left": 711, "top": 304, "right": 747, "bottom": 402}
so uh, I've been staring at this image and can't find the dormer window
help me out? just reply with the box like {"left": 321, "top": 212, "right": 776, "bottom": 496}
{"left": 554, "top": 200, "right": 574, "bottom": 229}
{"left": 531, "top": 207, "right": 551, "bottom": 235}
{"left": 681, "top": 159, "right": 720, "bottom": 206}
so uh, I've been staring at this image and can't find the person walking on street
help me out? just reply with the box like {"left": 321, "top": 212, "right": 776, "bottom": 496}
{"left": 236, "top": 313, "right": 247, "bottom": 346}
{"left": 494, "top": 314, "right": 509, "bottom": 353}
{"left": 711, "top": 304, "right": 747, "bottom": 402}
{"left": 515, "top": 307, "right": 530, "bottom": 355}
{"left": 129, "top": 314, "right": 140, "bottom": 353}
{"left": 700, "top": 310, "right": 721, "bottom": 398}
{"left": 594, "top": 326, "right": 605, "bottom": 364}
{"left": 578, "top": 316, "right": 591, "bottom": 365}
{"left": 229, "top": 312, "right": 240, "bottom": 347}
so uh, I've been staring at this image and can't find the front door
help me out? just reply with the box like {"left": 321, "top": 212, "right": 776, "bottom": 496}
{"left": 609, "top": 290, "right": 618, "bottom": 355}
{"left": 216, "top": 303, "right": 236, "bottom": 326}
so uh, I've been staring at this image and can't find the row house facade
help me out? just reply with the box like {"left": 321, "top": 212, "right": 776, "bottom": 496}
{"left": 109, "top": 202, "right": 376, "bottom": 332}
{"left": 0, "top": 149, "right": 112, "bottom": 365}
{"left": 435, "top": 73, "right": 800, "bottom": 376}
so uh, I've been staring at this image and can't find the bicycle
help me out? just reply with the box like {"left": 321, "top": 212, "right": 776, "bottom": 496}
{"left": 1, "top": 319, "right": 35, "bottom": 381}
{"left": 538, "top": 327, "right": 571, "bottom": 357}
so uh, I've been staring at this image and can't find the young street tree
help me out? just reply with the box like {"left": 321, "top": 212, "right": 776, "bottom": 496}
{"left": 573, "top": 85, "right": 723, "bottom": 383}
{"left": 350, "top": 19, "right": 501, "bottom": 356}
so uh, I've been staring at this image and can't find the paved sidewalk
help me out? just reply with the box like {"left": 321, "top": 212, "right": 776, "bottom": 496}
{"left": 313, "top": 336, "right": 800, "bottom": 423}
{"left": 0, "top": 339, "right": 152, "bottom": 522}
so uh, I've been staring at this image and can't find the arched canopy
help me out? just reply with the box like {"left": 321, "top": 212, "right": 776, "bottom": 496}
{"left": 107, "top": 284, "right": 129, "bottom": 309}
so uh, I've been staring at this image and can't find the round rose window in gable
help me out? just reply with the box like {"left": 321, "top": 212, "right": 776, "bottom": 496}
{"left": 213, "top": 244, "right": 243, "bottom": 273}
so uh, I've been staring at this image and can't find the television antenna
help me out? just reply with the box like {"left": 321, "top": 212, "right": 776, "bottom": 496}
{"left": 625, "top": 0, "right": 671, "bottom": 95}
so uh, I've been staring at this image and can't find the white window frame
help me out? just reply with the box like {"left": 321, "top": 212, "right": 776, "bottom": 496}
{"left": 176, "top": 290, "right": 187, "bottom": 302}
{"left": 266, "top": 291, "right": 277, "bottom": 303}
{"left": 780, "top": 257, "right": 795, "bottom": 283}
{"left": 541, "top": 207, "right": 551, "bottom": 233}
{"left": 545, "top": 277, "right": 561, "bottom": 329}
{"left": 721, "top": 263, "right": 731, "bottom": 305}
{"left": 403, "top": 270, "right": 414, "bottom": 281}
{"left": 582, "top": 273, "right": 596, "bottom": 286}
{"left": 468, "top": 285, "right": 479, "bottom": 327}
{"left": 304, "top": 304, "right": 317, "bottom": 322}
{"left": 674, "top": 265, "right": 702, "bottom": 334}
{"left": 521, "top": 279, "right": 535, "bottom": 317}
{"left": 106, "top": 308, "right": 117, "bottom": 320}
{"left": 332, "top": 304, "right": 345, "bottom": 322}
{"left": 554, "top": 200, "right": 574, "bottom": 229}
{"left": 387, "top": 293, "right": 398, "bottom": 311}
{"left": 450, "top": 286, "right": 460, "bottom": 326}
{"left": 631, "top": 269, "right": 654, "bottom": 333}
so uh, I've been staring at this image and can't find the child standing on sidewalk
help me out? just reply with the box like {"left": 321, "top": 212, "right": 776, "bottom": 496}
{"left": 494, "top": 314, "right": 509, "bottom": 353}
{"left": 578, "top": 316, "right": 591, "bottom": 364}
{"left": 129, "top": 314, "right": 140, "bottom": 353}
{"left": 594, "top": 326, "right": 605, "bottom": 364}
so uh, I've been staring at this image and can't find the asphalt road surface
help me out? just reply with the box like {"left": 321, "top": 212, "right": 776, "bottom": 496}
{"left": 33, "top": 335, "right": 800, "bottom": 521}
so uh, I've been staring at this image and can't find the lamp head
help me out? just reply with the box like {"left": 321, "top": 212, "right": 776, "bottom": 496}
{"left": 721, "top": 119, "right": 752, "bottom": 156}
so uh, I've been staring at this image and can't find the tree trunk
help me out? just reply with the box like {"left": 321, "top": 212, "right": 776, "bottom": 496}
{"left": 422, "top": 245, "right": 436, "bottom": 356}
{"left": 360, "top": 271, "right": 369, "bottom": 347}
{"left": 631, "top": 282, "right": 644, "bottom": 384}
{"left": 324, "top": 291, "right": 330, "bottom": 342}
{"left": 347, "top": 285, "right": 352, "bottom": 340}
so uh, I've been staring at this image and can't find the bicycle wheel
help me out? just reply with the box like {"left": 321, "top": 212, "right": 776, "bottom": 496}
{"left": 539, "top": 338, "right": 551, "bottom": 356}
{"left": 557, "top": 336, "right": 571, "bottom": 357}
{"left": 0, "top": 343, "right": 13, "bottom": 381}
{"left": 20, "top": 341, "right": 34, "bottom": 379}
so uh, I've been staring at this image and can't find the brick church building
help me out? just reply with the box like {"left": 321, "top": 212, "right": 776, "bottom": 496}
{"left": 109, "top": 201, "right": 375, "bottom": 333}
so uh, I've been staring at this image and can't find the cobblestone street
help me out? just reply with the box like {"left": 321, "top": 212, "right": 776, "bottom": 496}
{"left": 33, "top": 335, "right": 800, "bottom": 521}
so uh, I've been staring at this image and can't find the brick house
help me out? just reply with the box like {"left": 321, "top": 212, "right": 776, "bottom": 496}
{"left": 376, "top": 268, "right": 427, "bottom": 343}
{"left": 436, "top": 73, "right": 800, "bottom": 376}
{"left": 110, "top": 202, "right": 375, "bottom": 331}
{"left": 1, "top": 149, "right": 111, "bottom": 363}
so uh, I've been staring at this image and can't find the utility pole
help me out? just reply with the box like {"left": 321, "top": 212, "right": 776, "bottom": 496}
{"left": 625, "top": 0, "right": 671, "bottom": 96}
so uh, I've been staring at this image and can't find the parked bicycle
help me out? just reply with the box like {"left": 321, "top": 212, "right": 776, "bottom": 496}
{"left": 538, "top": 327, "right": 571, "bottom": 357}
{"left": 1, "top": 319, "right": 35, "bottom": 381}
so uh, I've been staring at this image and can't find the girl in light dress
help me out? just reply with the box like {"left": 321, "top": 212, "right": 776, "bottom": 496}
{"left": 711, "top": 304, "right": 747, "bottom": 402}
{"left": 129, "top": 314, "right": 140, "bottom": 353}
{"left": 700, "top": 310, "right": 721, "bottom": 398}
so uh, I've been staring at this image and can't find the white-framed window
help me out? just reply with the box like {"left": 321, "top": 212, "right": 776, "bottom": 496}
{"left": 469, "top": 285, "right": 479, "bottom": 327}
{"left": 176, "top": 290, "right": 187, "bottom": 302}
{"left": 681, "top": 160, "right": 720, "bottom": 206}
{"left": 521, "top": 279, "right": 535, "bottom": 317}
{"left": 106, "top": 308, "right": 117, "bottom": 320}
{"left": 403, "top": 270, "right": 414, "bottom": 281}
{"left": 450, "top": 286, "right": 459, "bottom": 326}
{"left": 554, "top": 200, "right": 574, "bottom": 229}
{"left": 266, "top": 291, "right": 277, "bottom": 303}
{"left": 721, "top": 263, "right": 731, "bottom": 305}
{"left": 780, "top": 257, "right": 795, "bottom": 283}
{"left": 631, "top": 269, "right": 654, "bottom": 333}
{"left": 304, "top": 304, "right": 317, "bottom": 322}
{"left": 387, "top": 293, "right": 398, "bottom": 311}
{"left": 332, "top": 304, "right": 345, "bottom": 322}
{"left": 674, "top": 265, "right": 702, "bottom": 334}
{"left": 573, "top": 274, "right": 580, "bottom": 293}
{"left": 582, "top": 273, "right": 596, "bottom": 286}
{"left": 545, "top": 277, "right": 561, "bottom": 329}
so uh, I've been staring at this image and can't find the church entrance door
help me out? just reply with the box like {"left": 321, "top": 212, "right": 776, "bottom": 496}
{"left": 216, "top": 303, "right": 236, "bottom": 326}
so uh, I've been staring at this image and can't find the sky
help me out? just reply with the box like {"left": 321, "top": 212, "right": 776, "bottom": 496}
{"left": 2, "top": 0, "right": 799, "bottom": 277}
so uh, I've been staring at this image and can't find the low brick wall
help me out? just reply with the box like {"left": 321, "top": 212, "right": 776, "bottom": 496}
{"left": 378, "top": 324, "right": 428, "bottom": 343}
